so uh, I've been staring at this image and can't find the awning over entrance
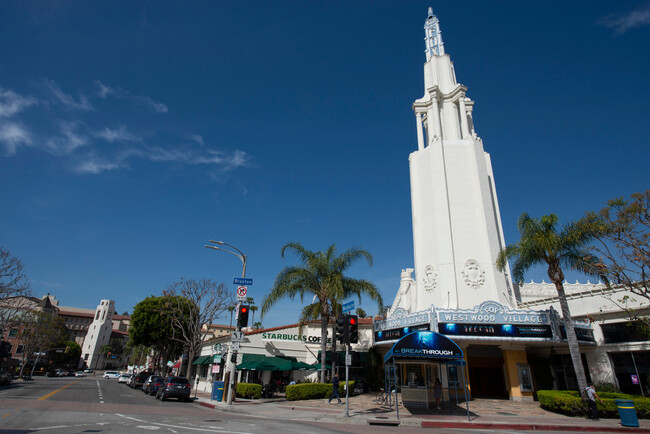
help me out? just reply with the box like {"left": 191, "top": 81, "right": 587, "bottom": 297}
{"left": 192, "top": 355, "right": 212, "bottom": 365}
{"left": 236, "top": 354, "right": 313, "bottom": 371}
{"left": 384, "top": 330, "right": 464, "bottom": 362}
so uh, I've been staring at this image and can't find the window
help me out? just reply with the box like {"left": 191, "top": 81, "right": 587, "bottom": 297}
{"left": 8, "top": 328, "right": 18, "bottom": 339}
{"left": 84, "top": 354, "right": 89, "bottom": 361}
{"left": 601, "top": 321, "right": 648, "bottom": 344}
{"left": 15, "top": 345, "right": 24, "bottom": 354}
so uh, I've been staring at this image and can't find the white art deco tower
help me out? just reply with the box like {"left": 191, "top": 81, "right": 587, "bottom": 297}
{"left": 408, "top": 8, "right": 514, "bottom": 311}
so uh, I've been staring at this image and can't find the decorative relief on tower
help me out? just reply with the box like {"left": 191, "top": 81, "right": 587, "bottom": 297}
{"left": 461, "top": 259, "right": 485, "bottom": 289}
{"left": 423, "top": 264, "right": 438, "bottom": 292}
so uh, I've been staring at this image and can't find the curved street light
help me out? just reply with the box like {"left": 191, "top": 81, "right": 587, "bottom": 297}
{"left": 204, "top": 240, "right": 247, "bottom": 405}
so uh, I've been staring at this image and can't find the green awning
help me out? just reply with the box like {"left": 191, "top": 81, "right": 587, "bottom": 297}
{"left": 310, "top": 363, "right": 332, "bottom": 370}
{"left": 236, "top": 353, "right": 266, "bottom": 370}
{"left": 192, "top": 355, "right": 212, "bottom": 365}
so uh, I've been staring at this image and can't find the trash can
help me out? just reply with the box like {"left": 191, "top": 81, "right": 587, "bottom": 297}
{"left": 615, "top": 399, "right": 639, "bottom": 427}
{"left": 212, "top": 381, "right": 225, "bottom": 402}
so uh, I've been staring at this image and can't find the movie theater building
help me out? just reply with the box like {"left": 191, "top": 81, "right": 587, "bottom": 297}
{"left": 369, "top": 8, "right": 648, "bottom": 404}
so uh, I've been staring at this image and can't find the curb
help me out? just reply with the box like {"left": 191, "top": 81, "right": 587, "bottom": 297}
{"left": 422, "top": 421, "right": 647, "bottom": 432}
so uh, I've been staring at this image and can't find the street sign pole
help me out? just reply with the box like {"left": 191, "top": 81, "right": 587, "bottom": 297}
{"left": 345, "top": 344, "right": 350, "bottom": 417}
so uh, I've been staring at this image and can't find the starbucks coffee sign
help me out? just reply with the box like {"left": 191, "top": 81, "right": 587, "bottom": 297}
{"left": 261, "top": 332, "right": 332, "bottom": 344}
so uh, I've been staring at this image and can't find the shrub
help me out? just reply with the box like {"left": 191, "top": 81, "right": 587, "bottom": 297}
{"left": 596, "top": 383, "right": 620, "bottom": 393}
{"left": 285, "top": 381, "right": 355, "bottom": 401}
{"left": 537, "top": 390, "right": 650, "bottom": 419}
{"left": 236, "top": 382, "right": 262, "bottom": 399}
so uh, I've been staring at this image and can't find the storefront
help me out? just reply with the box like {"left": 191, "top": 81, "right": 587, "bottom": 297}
{"left": 374, "top": 301, "right": 595, "bottom": 401}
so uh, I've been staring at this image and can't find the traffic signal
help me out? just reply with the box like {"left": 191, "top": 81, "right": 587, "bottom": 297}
{"left": 237, "top": 305, "right": 250, "bottom": 328}
{"left": 348, "top": 315, "right": 359, "bottom": 343}
{"left": 335, "top": 317, "right": 348, "bottom": 344}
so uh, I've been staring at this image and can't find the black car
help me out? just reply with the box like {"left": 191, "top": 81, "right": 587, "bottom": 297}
{"left": 130, "top": 371, "right": 150, "bottom": 389}
{"left": 156, "top": 376, "right": 191, "bottom": 401}
{"left": 143, "top": 375, "right": 163, "bottom": 394}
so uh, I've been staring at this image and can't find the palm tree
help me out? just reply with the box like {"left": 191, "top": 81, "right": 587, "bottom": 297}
{"left": 497, "top": 213, "right": 601, "bottom": 397}
{"left": 261, "top": 242, "right": 383, "bottom": 383}
{"left": 253, "top": 321, "right": 262, "bottom": 330}
{"left": 250, "top": 305, "right": 258, "bottom": 325}
{"left": 227, "top": 305, "right": 236, "bottom": 328}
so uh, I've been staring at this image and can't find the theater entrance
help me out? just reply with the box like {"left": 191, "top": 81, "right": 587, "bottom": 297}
{"left": 467, "top": 345, "right": 509, "bottom": 399}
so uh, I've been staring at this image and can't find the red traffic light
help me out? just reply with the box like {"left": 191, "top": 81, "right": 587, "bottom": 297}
{"left": 241, "top": 307, "right": 248, "bottom": 313}
{"left": 349, "top": 317, "right": 357, "bottom": 325}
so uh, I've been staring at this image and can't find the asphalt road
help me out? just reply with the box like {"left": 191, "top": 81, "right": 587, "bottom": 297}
{"left": 0, "top": 376, "right": 411, "bottom": 433}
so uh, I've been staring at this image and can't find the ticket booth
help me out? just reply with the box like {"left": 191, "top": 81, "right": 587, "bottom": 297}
{"left": 383, "top": 331, "right": 470, "bottom": 420}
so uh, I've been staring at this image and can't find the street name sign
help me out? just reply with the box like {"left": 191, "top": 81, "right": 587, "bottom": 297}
{"left": 234, "top": 277, "right": 253, "bottom": 286}
{"left": 342, "top": 300, "right": 355, "bottom": 313}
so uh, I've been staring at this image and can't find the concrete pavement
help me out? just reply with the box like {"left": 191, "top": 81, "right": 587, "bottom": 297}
{"left": 192, "top": 390, "right": 650, "bottom": 432}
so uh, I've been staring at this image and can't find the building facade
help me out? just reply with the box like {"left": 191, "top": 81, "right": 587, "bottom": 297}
{"left": 376, "top": 8, "right": 649, "bottom": 403}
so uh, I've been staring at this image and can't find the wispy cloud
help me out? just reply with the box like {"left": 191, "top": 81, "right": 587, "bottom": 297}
{"left": 188, "top": 134, "right": 204, "bottom": 145}
{"left": 0, "top": 121, "right": 31, "bottom": 155}
{"left": 599, "top": 4, "right": 650, "bottom": 34}
{"left": 94, "top": 126, "right": 141, "bottom": 142}
{"left": 0, "top": 87, "right": 37, "bottom": 117}
{"left": 44, "top": 79, "right": 93, "bottom": 111}
{"left": 74, "top": 156, "right": 124, "bottom": 174}
{"left": 44, "top": 121, "right": 88, "bottom": 155}
{"left": 96, "top": 81, "right": 168, "bottom": 113}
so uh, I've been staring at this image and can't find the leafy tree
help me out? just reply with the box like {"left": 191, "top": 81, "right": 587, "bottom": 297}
{"left": 582, "top": 191, "right": 650, "bottom": 329}
{"left": 497, "top": 213, "right": 601, "bottom": 397}
{"left": 17, "top": 311, "right": 67, "bottom": 377}
{"left": 163, "top": 278, "right": 233, "bottom": 379}
{"left": 356, "top": 308, "right": 367, "bottom": 318}
{"left": 261, "top": 243, "right": 383, "bottom": 383}
{"left": 129, "top": 295, "right": 183, "bottom": 373}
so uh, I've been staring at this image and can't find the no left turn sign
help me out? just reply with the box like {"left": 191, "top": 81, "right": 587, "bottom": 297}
{"left": 237, "top": 286, "right": 247, "bottom": 297}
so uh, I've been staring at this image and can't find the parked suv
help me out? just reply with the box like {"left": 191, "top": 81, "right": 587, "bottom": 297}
{"left": 156, "top": 376, "right": 191, "bottom": 401}
{"left": 130, "top": 371, "right": 150, "bottom": 389}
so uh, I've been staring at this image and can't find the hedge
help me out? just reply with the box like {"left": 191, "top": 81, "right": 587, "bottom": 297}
{"left": 236, "top": 383, "right": 262, "bottom": 399}
{"left": 285, "top": 381, "right": 355, "bottom": 401}
{"left": 537, "top": 390, "right": 650, "bottom": 419}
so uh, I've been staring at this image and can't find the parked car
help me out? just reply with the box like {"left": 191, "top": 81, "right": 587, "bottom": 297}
{"left": 130, "top": 371, "right": 150, "bottom": 389}
{"left": 148, "top": 376, "right": 166, "bottom": 396}
{"left": 74, "top": 371, "right": 85, "bottom": 377}
{"left": 143, "top": 375, "right": 163, "bottom": 394}
{"left": 118, "top": 373, "right": 131, "bottom": 384}
{"left": 83, "top": 369, "right": 94, "bottom": 374}
{"left": 156, "top": 376, "right": 191, "bottom": 401}
{"left": 103, "top": 371, "right": 120, "bottom": 379}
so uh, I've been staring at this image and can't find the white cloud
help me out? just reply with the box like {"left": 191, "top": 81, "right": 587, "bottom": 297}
{"left": 44, "top": 122, "right": 88, "bottom": 155}
{"left": 188, "top": 134, "right": 204, "bottom": 145}
{"left": 0, "top": 122, "right": 31, "bottom": 155}
{"left": 94, "top": 126, "right": 140, "bottom": 142}
{"left": 44, "top": 80, "right": 93, "bottom": 111}
{"left": 0, "top": 87, "right": 37, "bottom": 117}
{"left": 600, "top": 5, "right": 650, "bottom": 34}
{"left": 74, "top": 157, "right": 123, "bottom": 174}
{"left": 95, "top": 81, "right": 168, "bottom": 113}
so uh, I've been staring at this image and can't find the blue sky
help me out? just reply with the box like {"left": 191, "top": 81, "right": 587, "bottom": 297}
{"left": 1, "top": 1, "right": 648, "bottom": 328}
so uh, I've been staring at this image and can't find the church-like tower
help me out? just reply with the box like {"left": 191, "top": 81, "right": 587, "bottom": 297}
{"left": 409, "top": 8, "right": 514, "bottom": 310}
{"left": 81, "top": 299, "right": 115, "bottom": 369}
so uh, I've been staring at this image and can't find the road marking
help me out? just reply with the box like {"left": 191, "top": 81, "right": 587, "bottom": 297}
{"left": 116, "top": 414, "right": 252, "bottom": 433}
{"left": 37, "top": 380, "right": 80, "bottom": 400}
{"left": 96, "top": 379, "right": 104, "bottom": 403}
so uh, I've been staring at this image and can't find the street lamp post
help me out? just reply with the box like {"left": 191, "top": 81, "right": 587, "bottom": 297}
{"left": 204, "top": 240, "right": 247, "bottom": 405}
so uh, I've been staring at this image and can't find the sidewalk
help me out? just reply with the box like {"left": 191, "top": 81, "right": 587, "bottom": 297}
{"left": 192, "top": 391, "right": 650, "bottom": 432}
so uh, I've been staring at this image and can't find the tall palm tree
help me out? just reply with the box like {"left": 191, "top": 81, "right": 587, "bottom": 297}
{"left": 497, "top": 213, "right": 601, "bottom": 397}
{"left": 250, "top": 305, "right": 258, "bottom": 325}
{"left": 261, "top": 242, "right": 383, "bottom": 383}
{"left": 227, "top": 305, "right": 236, "bottom": 328}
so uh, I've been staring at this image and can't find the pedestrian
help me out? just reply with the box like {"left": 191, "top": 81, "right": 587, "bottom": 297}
{"left": 434, "top": 378, "right": 442, "bottom": 409}
{"left": 328, "top": 373, "right": 342, "bottom": 405}
{"left": 585, "top": 383, "right": 604, "bottom": 420}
